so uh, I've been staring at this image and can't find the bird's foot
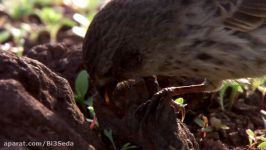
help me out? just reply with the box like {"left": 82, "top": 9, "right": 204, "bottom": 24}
{"left": 135, "top": 89, "right": 175, "bottom": 126}
{"left": 135, "top": 83, "right": 206, "bottom": 124}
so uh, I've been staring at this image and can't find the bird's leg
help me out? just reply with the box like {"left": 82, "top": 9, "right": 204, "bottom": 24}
{"left": 164, "top": 82, "right": 206, "bottom": 97}
{"left": 135, "top": 82, "right": 206, "bottom": 124}
{"left": 159, "top": 83, "right": 206, "bottom": 121}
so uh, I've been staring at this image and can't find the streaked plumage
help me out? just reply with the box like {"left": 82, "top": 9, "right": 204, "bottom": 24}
{"left": 83, "top": 0, "right": 266, "bottom": 90}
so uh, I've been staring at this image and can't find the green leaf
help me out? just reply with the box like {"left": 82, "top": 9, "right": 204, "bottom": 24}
{"left": 0, "top": 31, "right": 10, "bottom": 43}
{"left": 194, "top": 118, "right": 205, "bottom": 128}
{"left": 213, "top": 124, "right": 230, "bottom": 130}
{"left": 219, "top": 82, "right": 228, "bottom": 111}
{"left": 175, "top": 97, "right": 184, "bottom": 105}
{"left": 120, "top": 143, "right": 138, "bottom": 150}
{"left": 38, "top": 7, "right": 63, "bottom": 25}
{"left": 201, "top": 127, "right": 213, "bottom": 132}
{"left": 88, "top": 0, "right": 100, "bottom": 10}
{"left": 246, "top": 129, "right": 255, "bottom": 145}
{"left": 87, "top": 11, "right": 97, "bottom": 22}
{"left": 104, "top": 129, "right": 111, "bottom": 137}
{"left": 251, "top": 75, "right": 266, "bottom": 91}
{"left": 246, "top": 129, "right": 255, "bottom": 138}
{"left": 32, "top": 0, "right": 53, "bottom": 6}
{"left": 219, "top": 80, "right": 243, "bottom": 111}
{"left": 62, "top": 19, "right": 76, "bottom": 27}
{"left": 104, "top": 129, "right": 117, "bottom": 150}
{"left": 87, "top": 106, "right": 95, "bottom": 117}
{"left": 258, "top": 141, "right": 266, "bottom": 149}
{"left": 257, "top": 136, "right": 266, "bottom": 142}
{"left": 75, "top": 70, "right": 89, "bottom": 100}
{"left": 228, "top": 81, "right": 243, "bottom": 109}
{"left": 121, "top": 143, "right": 130, "bottom": 150}
{"left": 11, "top": 0, "right": 33, "bottom": 19}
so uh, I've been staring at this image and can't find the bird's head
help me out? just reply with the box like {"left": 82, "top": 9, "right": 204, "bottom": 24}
{"left": 82, "top": 0, "right": 144, "bottom": 92}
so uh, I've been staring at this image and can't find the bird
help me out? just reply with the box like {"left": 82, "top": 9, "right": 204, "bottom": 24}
{"left": 82, "top": 0, "right": 266, "bottom": 100}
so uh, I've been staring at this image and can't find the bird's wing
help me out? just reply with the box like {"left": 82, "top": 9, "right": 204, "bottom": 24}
{"left": 223, "top": 0, "right": 266, "bottom": 32}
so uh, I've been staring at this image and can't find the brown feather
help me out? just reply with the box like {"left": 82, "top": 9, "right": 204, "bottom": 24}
{"left": 223, "top": 0, "right": 266, "bottom": 32}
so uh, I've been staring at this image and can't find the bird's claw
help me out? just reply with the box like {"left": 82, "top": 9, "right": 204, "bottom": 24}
{"left": 135, "top": 90, "right": 185, "bottom": 130}
{"left": 135, "top": 83, "right": 206, "bottom": 126}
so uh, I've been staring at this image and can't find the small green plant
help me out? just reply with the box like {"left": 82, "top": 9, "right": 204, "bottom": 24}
{"left": 0, "top": 30, "right": 10, "bottom": 43}
{"left": 37, "top": 7, "right": 76, "bottom": 42}
{"left": 250, "top": 76, "right": 266, "bottom": 106}
{"left": 194, "top": 115, "right": 230, "bottom": 139}
{"left": 250, "top": 76, "right": 266, "bottom": 91}
{"left": 209, "top": 117, "right": 230, "bottom": 130}
{"left": 194, "top": 115, "right": 212, "bottom": 138}
{"left": 246, "top": 129, "right": 266, "bottom": 149}
{"left": 174, "top": 97, "right": 187, "bottom": 121}
{"left": 104, "top": 129, "right": 117, "bottom": 150}
{"left": 104, "top": 129, "right": 137, "bottom": 150}
{"left": 31, "top": 0, "right": 55, "bottom": 7}
{"left": 86, "top": 0, "right": 101, "bottom": 20}
{"left": 2, "top": 0, "right": 34, "bottom": 20}
{"left": 174, "top": 97, "right": 187, "bottom": 107}
{"left": 74, "top": 70, "right": 96, "bottom": 127}
{"left": 219, "top": 80, "right": 243, "bottom": 111}
{"left": 75, "top": 70, "right": 89, "bottom": 103}
{"left": 120, "top": 143, "right": 138, "bottom": 150}
{"left": 1, "top": 24, "right": 31, "bottom": 56}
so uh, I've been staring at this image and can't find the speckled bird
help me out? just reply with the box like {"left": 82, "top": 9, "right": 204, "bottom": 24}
{"left": 83, "top": 0, "right": 266, "bottom": 92}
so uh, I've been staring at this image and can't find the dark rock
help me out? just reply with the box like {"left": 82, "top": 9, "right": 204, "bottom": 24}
{"left": 23, "top": 31, "right": 51, "bottom": 51}
{"left": 200, "top": 139, "right": 229, "bottom": 150}
{"left": 23, "top": 43, "right": 84, "bottom": 89}
{"left": 0, "top": 51, "right": 104, "bottom": 150}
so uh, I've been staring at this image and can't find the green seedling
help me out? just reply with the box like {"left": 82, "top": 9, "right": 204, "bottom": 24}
{"left": 1, "top": 0, "right": 34, "bottom": 20}
{"left": 1, "top": 24, "right": 31, "bottom": 56}
{"left": 174, "top": 97, "right": 187, "bottom": 121}
{"left": 219, "top": 80, "right": 243, "bottom": 111}
{"left": 209, "top": 116, "right": 230, "bottom": 130}
{"left": 250, "top": 76, "right": 266, "bottom": 91}
{"left": 88, "top": 0, "right": 101, "bottom": 10}
{"left": 246, "top": 129, "right": 266, "bottom": 149}
{"left": 120, "top": 143, "right": 138, "bottom": 150}
{"left": 104, "top": 129, "right": 137, "bottom": 150}
{"left": 31, "top": 0, "right": 56, "bottom": 7}
{"left": 104, "top": 129, "right": 117, "bottom": 150}
{"left": 74, "top": 70, "right": 97, "bottom": 128}
{"left": 75, "top": 70, "right": 89, "bottom": 102}
{"left": 251, "top": 77, "right": 266, "bottom": 108}
{"left": 194, "top": 115, "right": 212, "bottom": 138}
{"left": 174, "top": 97, "right": 187, "bottom": 107}
{"left": 37, "top": 7, "right": 75, "bottom": 42}
{"left": 0, "top": 30, "right": 10, "bottom": 43}
{"left": 74, "top": 70, "right": 94, "bottom": 115}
